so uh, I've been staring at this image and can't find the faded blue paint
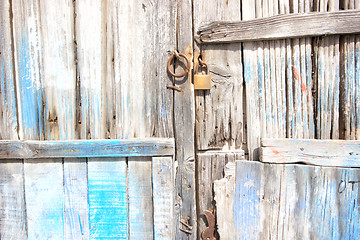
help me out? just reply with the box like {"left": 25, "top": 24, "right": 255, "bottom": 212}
{"left": 235, "top": 161, "right": 260, "bottom": 239}
{"left": 18, "top": 34, "right": 43, "bottom": 139}
{"left": 244, "top": 61, "right": 253, "bottom": 84}
{"left": 356, "top": 46, "right": 360, "bottom": 132}
{"left": 88, "top": 160, "right": 128, "bottom": 239}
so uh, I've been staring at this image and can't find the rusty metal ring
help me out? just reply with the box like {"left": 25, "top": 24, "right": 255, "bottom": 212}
{"left": 167, "top": 52, "right": 191, "bottom": 78}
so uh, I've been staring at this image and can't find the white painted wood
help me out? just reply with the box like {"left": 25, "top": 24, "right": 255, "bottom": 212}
{"left": 24, "top": 159, "right": 64, "bottom": 239}
{"left": 64, "top": 158, "right": 89, "bottom": 239}
{"left": 214, "top": 162, "right": 236, "bottom": 239}
{"left": 152, "top": 157, "right": 175, "bottom": 239}
{"left": 128, "top": 158, "right": 154, "bottom": 239}
{"left": 261, "top": 138, "right": 360, "bottom": 167}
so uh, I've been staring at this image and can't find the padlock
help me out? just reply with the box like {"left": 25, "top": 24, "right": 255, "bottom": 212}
{"left": 194, "top": 62, "right": 211, "bottom": 90}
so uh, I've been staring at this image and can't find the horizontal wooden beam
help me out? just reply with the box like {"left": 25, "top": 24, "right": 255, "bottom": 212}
{"left": 260, "top": 138, "right": 360, "bottom": 167}
{"left": 0, "top": 138, "right": 175, "bottom": 159}
{"left": 198, "top": 10, "right": 360, "bottom": 44}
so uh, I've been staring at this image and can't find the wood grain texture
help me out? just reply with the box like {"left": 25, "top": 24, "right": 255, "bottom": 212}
{"left": 105, "top": 0, "right": 174, "bottom": 139}
{"left": 0, "top": 0, "right": 18, "bottom": 140}
{"left": 24, "top": 159, "right": 64, "bottom": 239}
{"left": 152, "top": 157, "right": 175, "bottom": 239}
{"left": 128, "top": 158, "right": 154, "bottom": 239}
{"left": 174, "top": 0, "right": 197, "bottom": 239}
{"left": 197, "top": 151, "right": 244, "bottom": 237}
{"left": 64, "top": 158, "right": 89, "bottom": 239}
{"left": 198, "top": 10, "right": 360, "bottom": 44}
{"left": 235, "top": 160, "right": 360, "bottom": 239}
{"left": 88, "top": 158, "right": 128, "bottom": 239}
{"left": 261, "top": 138, "right": 360, "bottom": 167}
{"left": 0, "top": 138, "right": 175, "bottom": 159}
{"left": 214, "top": 162, "right": 236, "bottom": 240}
{"left": 0, "top": 160, "right": 26, "bottom": 239}
{"left": 194, "top": 0, "right": 243, "bottom": 151}
{"left": 0, "top": 2, "right": 26, "bottom": 239}
{"left": 75, "top": 0, "right": 106, "bottom": 140}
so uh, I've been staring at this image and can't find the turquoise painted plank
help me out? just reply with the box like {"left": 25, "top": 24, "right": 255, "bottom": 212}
{"left": 0, "top": 138, "right": 175, "bottom": 159}
{"left": 64, "top": 158, "right": 89, "bottom": 239}
{"left": 128, "top": 158, "right": 154, "bottom": 239}
{"left": 24, "top": 159, "right": 64, "bottom": 239}
{"left": 234, "top": 161, "right": 261, "bottom": 239}
{"left": 152, "top": 157, "right": 174, "bottom": 239}
{"left": 88, "top": 158, "right": 128, "bottom": 239}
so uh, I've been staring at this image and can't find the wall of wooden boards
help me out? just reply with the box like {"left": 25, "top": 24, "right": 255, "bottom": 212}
{"left": 0, "top": 0, "right": 195, "bottom": 239}
{"left": 233, "top": 160, "right": 360, "bottom": 239}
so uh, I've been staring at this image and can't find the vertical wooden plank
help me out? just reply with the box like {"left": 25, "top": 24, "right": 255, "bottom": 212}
{"left": 105, "top": 0, "right": 175, "bottom": 139}
{"left": 128, "top": 158, "right": 153, "bottom": 239}
{"left": 12, "top": 0, "right": 44, "bottom": 140}
{"left": 88, "top": 158, "right": 128, "bottom": 239}
{"left": 194, "top": 0, "right": 243, "bottom": 150}
{"left": 0, "top": 160, "right": 26, "bottom": 239}
{"left": 197, "top": 151, "right": 243, "bottom": 236}
{"left": 75, "top": 0, "right": 106, "bottom": 140}
{"left": 0, "top": 1, "right": 26, "bottom": 239}
{"left": 234, "top": 160, "right": 262, "bottom": 240}
{"left": 0, "top": 0, "right": 18, "bottom": 140}
{"left": 38, "top": 0, "right": 76, "bottom": 140}
{"left": 152, "top": 157, "right": 174, "bottom": 239}
{"left": 175, "top": 0, "right": 196, "bottom": 238}
{"left": 24, "top": 159, "right": 64, "bottom": 239}
{"left": 214, "top": 162, "right": 236, "bottom": 240}
{"left": 64, "top": 158, "right": 89, "bottom": 239}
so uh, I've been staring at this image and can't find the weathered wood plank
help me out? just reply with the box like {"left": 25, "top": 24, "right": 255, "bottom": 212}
{"left": 88, "top": 158, "right": 128, "bottom": 239}
{"left": 235, "top": 160, "right": 360, "bottom": 239}
{"left": 197, "top": 151, "right": 244, "bottom": 237}
{"left": 0, "top": 138, "right": 175, "bottom": 159}
{"left": 75, "top": 0, "right": 106, "bottom": 139}
{"left": 64, "top": 158, "right": 89, "bottom": 239}
{"left": 152, "top": 157, "right": 174, "bottom": 239}
{"left": 198, "top": 10, "right": 360, "bottom": 44}
{"left": 214, "top": 162, "right": 236, "bottom": 240}
{"left": 175, "top": 0, "right": 196, "bottom": 238}
{"left": 194, "top": 0, "right": 243, "bottom": 150}
{"left": 128, "top": 158, "right": 154, "bottom": 239}
{"left": 24, "top": 159, "right": 64, "bottom": 239}
{"left": 0, "top": 0, "right": 18, "bottom": 140}
{"left": 261, "top": 138, "right": 360, "bottom": 167}
{"left": 0, "top": 160, "right": 26, "bottom": 239}
{"left": 105, "top": 0, "right": 174, "bottom": 139}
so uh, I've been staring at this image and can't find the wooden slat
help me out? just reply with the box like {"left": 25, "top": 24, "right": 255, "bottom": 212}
{"left": 88, "top": 158, "right": 128, "bottom": 239}
{"left": 75, "top": 0, "right": 106, "bottom": 139}
{"left": 174, "top": 0, "right": 197, "bottom": 239}
{"left": 198, "top": 10, "right": 360, "bottom": 44}
{"left": 194, "top": 0, "right": 243, "bottom": 151}
{"left": 197, "top": 151, "right": 244, "bottom": 236}
{"left": 234, "top": 160, "right": 360, "bottom": 239}
{"left": 0, "top": 138, "right": 174, "bottom": 159}
{"left": 152, "top": 157, "right": 175, "bottom": 239}
{"left": 24, "top": 159, "right": 64, "bottom": 239}
{"left": 0, "top": 160, "right": 26, "bottom": 239}
{"left": 261, "top": 138, "right": 360, "bottom": 167}
{"left": 64, "top": 158, "right": 89, "bottom": 239}
{"left": 128, "top": 158, "right": 154, "bottom": 238}
{"left": 214, "top": 162, "right": 236, "bottom": 240}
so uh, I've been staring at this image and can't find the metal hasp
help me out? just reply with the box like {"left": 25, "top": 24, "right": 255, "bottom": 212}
{"left": 201, "top": 210, "right": 216, "bottom": 240}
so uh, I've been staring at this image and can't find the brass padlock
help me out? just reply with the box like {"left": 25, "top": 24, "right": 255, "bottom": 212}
{"left": 194, "top": 62, "right": 211, "bottom": 90}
